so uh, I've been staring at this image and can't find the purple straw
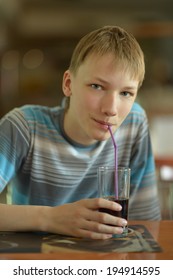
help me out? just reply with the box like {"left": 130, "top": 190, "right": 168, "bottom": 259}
{"left": 108, "top": 125, "right": 118, "bottom": 198}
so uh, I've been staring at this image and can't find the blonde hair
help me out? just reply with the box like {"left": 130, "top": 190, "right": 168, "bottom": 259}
{"left": 69, "top": 25, "right": 145, "bottom": 87}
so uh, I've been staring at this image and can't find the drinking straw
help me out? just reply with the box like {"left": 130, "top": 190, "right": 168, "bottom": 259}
{"left": 108, "top": 125, "right": 118, "bottom": 198}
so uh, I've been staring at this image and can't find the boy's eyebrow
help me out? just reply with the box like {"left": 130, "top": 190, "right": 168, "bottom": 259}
{"left": 92, "top": 77, "right": 110, "bottom": 85}
{"left": 93, "top": 77, "right": 138, "bottom": 90}
{"left": 123, "top": 86, "right": 138, "bottom": 90}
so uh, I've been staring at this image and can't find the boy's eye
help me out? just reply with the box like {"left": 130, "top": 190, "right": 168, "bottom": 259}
{"left": 91, "top": 84, "right": 103, "bottom": 90}
{"left": 121, "top": 91, "right": 133, "bottom": 97}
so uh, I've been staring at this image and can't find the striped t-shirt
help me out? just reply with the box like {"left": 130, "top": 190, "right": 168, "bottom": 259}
{"left": 0, "top": 102, "right": 161, "bottom": 220}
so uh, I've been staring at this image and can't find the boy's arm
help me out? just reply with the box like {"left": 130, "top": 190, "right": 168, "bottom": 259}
{"left": 0, "top": 199, "right": 127, "bottom": 239}
{"left": 0, "top": 203, "right": 47, "bottom": 232}
{"left": 128, "top": 108, "right": 161, "bottom": 220}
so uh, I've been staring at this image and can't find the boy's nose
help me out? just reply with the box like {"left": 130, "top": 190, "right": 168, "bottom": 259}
{"left": 101, "top": 94, "right": 118, "bottom": 116}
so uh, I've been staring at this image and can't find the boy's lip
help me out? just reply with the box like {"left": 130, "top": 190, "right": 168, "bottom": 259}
{"left": 93, "top": 118, "right": 114, "bottom": 127}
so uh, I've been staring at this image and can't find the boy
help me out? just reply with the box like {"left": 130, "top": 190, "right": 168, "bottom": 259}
{"left": 0, "top": 26, "right": 161, "bottom": 239}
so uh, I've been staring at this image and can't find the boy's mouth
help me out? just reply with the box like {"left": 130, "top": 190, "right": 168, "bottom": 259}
{"left": 94, "top": 118, "right": 114, "bottom": 127}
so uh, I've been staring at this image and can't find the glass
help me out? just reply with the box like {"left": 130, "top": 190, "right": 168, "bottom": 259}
{"left": 98, "top": 166, "right": 131, "bottom": 237}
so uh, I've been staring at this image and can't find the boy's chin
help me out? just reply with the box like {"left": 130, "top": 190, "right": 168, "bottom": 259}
{"left": 94, "top": 134, "right": 110, "bottom": 142}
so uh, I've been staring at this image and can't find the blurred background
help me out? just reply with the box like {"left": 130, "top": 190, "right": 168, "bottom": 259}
{"left": 0, "top": 0, "right": 173, "bottom": 159}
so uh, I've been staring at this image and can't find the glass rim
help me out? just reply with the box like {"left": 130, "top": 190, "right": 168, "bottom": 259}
{"left": 98, "top": 166, "right": 131, "bottom": 172}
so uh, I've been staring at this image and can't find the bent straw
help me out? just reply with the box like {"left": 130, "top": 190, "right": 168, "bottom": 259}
{"left": 108, "top": 125, "right": 118, "bottom": 198}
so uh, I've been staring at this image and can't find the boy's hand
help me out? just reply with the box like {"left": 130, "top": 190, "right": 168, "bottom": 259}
{"left": 43, "top": 198, "right": 127, "bottom": 239}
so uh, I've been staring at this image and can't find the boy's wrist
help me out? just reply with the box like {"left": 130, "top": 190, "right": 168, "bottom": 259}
{"left": 37, "top": 205, "right": 52, "bottom": 233}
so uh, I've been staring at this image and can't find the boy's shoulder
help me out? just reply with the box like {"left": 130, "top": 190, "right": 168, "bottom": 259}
{"left": 20, "top": 104, "right": 59, "bottom": 115}
{"left": 131, "top": 102, "right": 145, "bottom": 114}
{"left": 122, "top": 102, "right": 147, "bottom": 127}
{"left": 129, "top": 102, "right": 147, "bottom": 120}
{"left": 1, "top": 105, "right": 63, "bottom": 129}
{"left": 12, "top": 104, "right": 62, "bottom": 121}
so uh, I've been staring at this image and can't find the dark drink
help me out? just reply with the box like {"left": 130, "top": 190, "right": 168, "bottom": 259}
{"left": 99, "top": 196, "right": 129, "bottom": 220}
{"left": 99, "top": 196, "right": 129, "bottom": 237}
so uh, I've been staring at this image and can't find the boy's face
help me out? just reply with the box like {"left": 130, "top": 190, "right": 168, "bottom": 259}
{"left": 63, "top": 52, "right": 139, "bottom": 146}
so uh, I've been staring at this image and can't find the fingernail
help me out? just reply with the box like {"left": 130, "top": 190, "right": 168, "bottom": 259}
{"left": 117, "top": 205, "right": 122, "bottom": 210}
{"left": 122, "top": 220, "right": 127, "bottom": 226}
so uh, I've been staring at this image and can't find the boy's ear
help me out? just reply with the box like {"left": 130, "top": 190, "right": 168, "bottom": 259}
{"left": 62, "top": 70, "right": 72, "bottom": 97}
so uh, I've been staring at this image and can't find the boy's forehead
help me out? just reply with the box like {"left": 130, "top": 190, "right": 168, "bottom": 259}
{"left": 77, "top": 52, "right": 140, "bottom": 83}
{"left": 79, "top": 52, "right": 116, "bottom": 69}
{"left": 78, "top": 52, "right": 126, "bottom": 73}
{"left": 74, "top": 52, "right": 140, "bottom": 87}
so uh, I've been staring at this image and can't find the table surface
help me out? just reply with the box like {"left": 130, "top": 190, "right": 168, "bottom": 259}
{"left": 0, "top": 220, "right": 172, "bottom": 260}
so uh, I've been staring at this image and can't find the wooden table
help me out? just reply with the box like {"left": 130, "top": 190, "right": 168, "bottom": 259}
{"left": 0, "top": 221, "right": 173, "bottom": 260}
